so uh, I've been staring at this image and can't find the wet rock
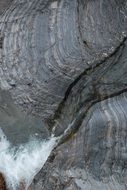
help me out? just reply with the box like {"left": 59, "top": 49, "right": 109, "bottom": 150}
{"left": 0, "top": 90, "right": 49, "bottom": 146}
{"left": 0, "top": 174, "right": 6, "bottom": 190}
{"left": 0, "top": 0, "right": 127, "bottom": 190}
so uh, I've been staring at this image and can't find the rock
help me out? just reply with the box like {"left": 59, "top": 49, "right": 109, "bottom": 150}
{"left": 0, "top": 173, "right": 6, "bottom": 190}
{"left": 0, "top": 0, "right": 126, "bottom": 120}
{"left": 0, "top": 0, "right": 127, "bottom": 190}
{"left": 0, "top": 0, "right": 12, "bottom": 15}
{"left": 0, "top": 90, "right": 49, "bottom": 146}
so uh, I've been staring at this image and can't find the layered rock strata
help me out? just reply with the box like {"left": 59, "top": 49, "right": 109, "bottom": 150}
{"left": 0, "top": 0, "right": 127, "bottom": 190}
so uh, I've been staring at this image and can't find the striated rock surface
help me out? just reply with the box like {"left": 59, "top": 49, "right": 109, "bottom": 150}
{"left": 0, "top": 0, "right": 127, "bottom": 189}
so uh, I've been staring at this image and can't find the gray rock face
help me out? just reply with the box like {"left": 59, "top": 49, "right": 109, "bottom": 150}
{"left": 0, "top": 0, "right": 13, "bottom": 15}
{"left": 0, "top": 0, "right": 127, "bottom": 189}
{"left": 0, "top": 90, "right": 49, "bottom": 146}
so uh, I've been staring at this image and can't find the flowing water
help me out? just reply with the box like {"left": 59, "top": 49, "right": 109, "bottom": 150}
{"left": 0, "top": 128, "right": 57, "bottom": 190}
{"left": 0, "top": 90, "right": 58, "bottom": 189}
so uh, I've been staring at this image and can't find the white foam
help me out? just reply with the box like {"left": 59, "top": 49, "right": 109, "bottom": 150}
{"left": 0, "top": 128, "right": 57, "bottom": 190}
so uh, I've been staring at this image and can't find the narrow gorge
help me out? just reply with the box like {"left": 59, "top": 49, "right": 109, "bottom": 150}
{"left": 0, "top": 0, "right": 127, "bottom": 189}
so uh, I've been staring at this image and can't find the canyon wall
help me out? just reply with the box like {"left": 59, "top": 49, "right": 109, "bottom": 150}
{"left": 0, "top": 0, "right": 127, "bottom": 189}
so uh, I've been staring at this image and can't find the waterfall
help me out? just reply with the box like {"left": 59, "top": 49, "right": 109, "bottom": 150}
{"left": 0, "top": 128, "right": 57, "bottom": 190}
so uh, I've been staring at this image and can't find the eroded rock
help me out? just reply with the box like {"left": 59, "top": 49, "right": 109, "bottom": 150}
{"left": 0, "top": 0, "right": 127, "bottom": 190}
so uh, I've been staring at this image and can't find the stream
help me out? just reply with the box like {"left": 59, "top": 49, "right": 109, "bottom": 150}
{"left": 0, "top": 90, "right": 58, "bottom": 189}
